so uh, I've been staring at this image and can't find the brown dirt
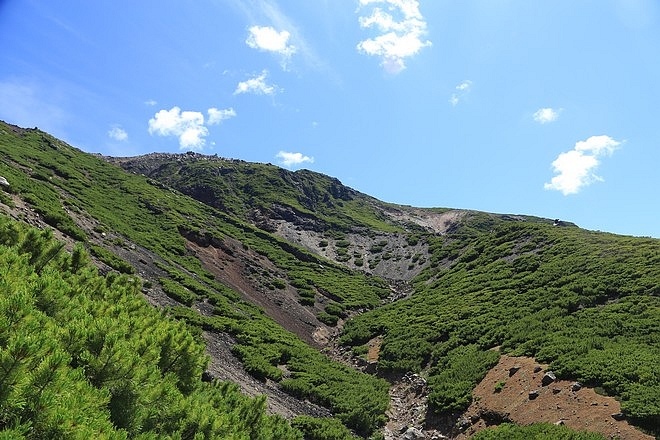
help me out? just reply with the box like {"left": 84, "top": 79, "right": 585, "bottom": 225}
{"left": 367, "top": 336, "right": 383, "bottom": 362}
{"left": 186, "top": 238, "right": 329, "bottom": 347}
{"left": 456, "top": 355, "right": 654, "bottom": 440}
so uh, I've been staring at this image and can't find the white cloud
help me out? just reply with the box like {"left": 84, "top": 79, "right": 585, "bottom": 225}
{"left": 0, "top": 78, "right": 68, "bottom": 135}
{"left": 234, "top": 70, "right": 278, "bottom": 95}
{"left": 108, "top": 125, "right": 128, "bottom": 142}
{"left": 533, "top": 107, "right": 561, "bottom": 124}
{"left": 455, "top": 80, "right": 472, "bottom": 91}
{"left": 230, "top": 0, "right": 323, "bottom": 71}
{"left": 574, "top": 135, "right": 620, "bottom": 155}
{"left": 449, "top": 80, "right": 472, "bottom": 106}
{"left": 144, "top": 99, "right": 157, "bottom": 106}
{"left": 356, "top": 0, "right": 432, "bottom": 74}
{"left": 207, "top": 107, "right": 236, "bottom": 125}
{"left": 276, "top": 151, "right": 314, "bottom": 168}
{"left": 544, "top": 135, "right": 622, "bottom": 195}
{"left": 148, "top": 107, "right": 209, "bottom": 151}
{"left": 246, "top": 25, "right": 296, "bottom": 68}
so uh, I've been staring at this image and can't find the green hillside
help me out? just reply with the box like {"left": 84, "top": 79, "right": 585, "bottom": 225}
{"left": 341, "top": 221, "right": 659, "bottom": 422}
{"left": 0, "top": 122, "right": 388, "bottom": 438}
{"left": 1, "top": 121, "right": 658, "bottom": 439}
{"left": 109, "top": 153, "right": 401, "bottom": 234}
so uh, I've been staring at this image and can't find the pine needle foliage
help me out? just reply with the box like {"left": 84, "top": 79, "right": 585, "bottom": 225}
{"left": 0, "top": 215, "right": 301, "bottom": 439}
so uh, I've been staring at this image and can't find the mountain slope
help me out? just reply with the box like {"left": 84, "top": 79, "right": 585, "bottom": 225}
{"left": 0, "top": 214, "right": 302, "bottom": 439}
{"left": 0, "top": 122, "right": 390, "bottom": 438}
{"left": 108, "top": 148, "right": 660, "bottom": 439}
{"left": 1, "top": 121, "right": 658, "bottom": 439}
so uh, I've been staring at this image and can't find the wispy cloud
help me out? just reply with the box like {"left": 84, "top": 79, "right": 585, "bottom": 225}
{"left": 356, "top": 0, "right": 432, "bottom": 74}
{"left": 144, "top": 99, "right": 158, "bottom": 106}
{"left": 234, "top": 70, "right": 278, "bottom": 95}
{"left": 0, "top": 78, "right": 68, "bottom": 135}
{"left": 276, "top": 151, "right": 314, "bottom": 168}
{"left": 108, "top": 125, "right": 128, "bottom": 142}
{"left": 208, "top": 107, "right": 236, "bottom": 125}
{"left": 544, "top": 135, "right": 622, "bottom": 195}
{"left": 533, "top": 107, "right": 561, "bottom": 124}
{"left": 246, "top": 25, "right": 296, "bottom": 69}
{"left": 449, "top": 80, "right": 472, "bottom": 106}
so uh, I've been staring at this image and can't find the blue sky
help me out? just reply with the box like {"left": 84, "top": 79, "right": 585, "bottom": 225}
{"left": 1, "top": 0, "right": 659, "bottom": 238}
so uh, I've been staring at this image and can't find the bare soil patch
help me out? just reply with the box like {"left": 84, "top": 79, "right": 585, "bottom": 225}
{"left": 186, "top": 238, "right": 328, "bottom": 347}
{"left": 456, "top": 355, "right": 653, "bottom": 440}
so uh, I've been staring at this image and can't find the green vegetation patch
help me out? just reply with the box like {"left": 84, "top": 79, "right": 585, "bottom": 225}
{"left": 341, "top": 221, "right": 660, "bottom": 432}
{"left": 0, "top": 214, "right": 301, "bottom": 439}
{"left": 473, "top": 423, "right": 606, "bottom": 440}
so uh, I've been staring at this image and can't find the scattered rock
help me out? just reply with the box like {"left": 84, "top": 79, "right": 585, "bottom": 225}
{"left": 529, "top": 390, "right": 540, "bottom": 400}
{"left": 508, "top": 365, "right": 521, "bottom": 376}
{"left": 552, "top": 387, "right": 561, "bottom": 394}
{"left": 201, "top": 370, "right": 215, "bottom": 382}
{"left": 611, "top": 413, "right": 626, "bottom": 421}
{"left": 456, "top": 417, "right": 472, "bottom": 431}
{"left": 364, "top": 361, "right": 377, "bottom": 374}
{"left": 542, "top": 371, "right": 557, "bottom": 386}
{"left": 555, "top": 420, "right": 566, "bottom": 426}
{"left": 571, "top": 382, "right": 582, "bottom": 392}
{"left": 402, "top": 427, "right": 425, "bottom": 440}
{"left": 534, "top": 366, "right": 542, "bottom": 373}
{"left": 0, "top": 176, "right": 9, "bottom": 187}
{"left": 480, "top": 409, "right": 512, "bottom": 425}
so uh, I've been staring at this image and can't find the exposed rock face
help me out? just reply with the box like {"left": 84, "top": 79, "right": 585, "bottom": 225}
{"left": 0, "top": 176, "right": 9, "bottom": 187}
{"left": 269, "top": 204, "right": 325, "bottom": 232}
